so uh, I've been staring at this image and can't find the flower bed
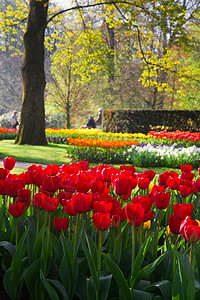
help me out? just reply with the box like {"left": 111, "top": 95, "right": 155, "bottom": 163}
{"left": 0, "top": 157, "right": 200, "bottom": 299}
{"left": 0, "top": 128, "right": 17, "bottom": 140}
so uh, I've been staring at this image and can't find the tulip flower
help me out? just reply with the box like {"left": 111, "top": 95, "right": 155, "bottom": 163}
{"left": 180, "top": 164, "right": 193, "bottom": 173}
{"left": 179, "top": 184, "right": 193, "bottom": 199}
{"left": 0, "top": 168, "right": 9, "bottom": 180}
{"left": 42, "top": 175, "right": 61, "bottom": 193}
{"left": 63, "top": 199, "right": 77, "bottom": 216}
{"left": 168, "top": 215, "right": 181, "bottom": 234}
{"left": 93, "top": 201, "right": 113, "bottom": 214}
{"left": 166, "top": 176, "right": 181, "bottom": 190}
{"left": 153, "top": 192, "right": 170, "bottom": 209}
{"left": 173, "top": 203, "right": 193, "bottom": 221}
{"left": 53, "top": 217, "right": 68, "bottom": 232}
{"left": 42, "top": 196, "right": 59, "bottom": 213}
{"left": 77, "top": 160, "right": 89, "bottom": 171}
{"left": 8, "top": 202, "right": 25, "bottom": 218}
{"left": 143, "top": 170, "right": 156, "bottom": 181}
{"left": 180, "top": 216, "right": 200, "bottom": 243}
{"left": 137, "top": 175, "right": 150, "bottom": 190}
{"left": 112, "top": 174, "right": 132, "bottom": 195}
{"left": 72, "top": 192, "right": 92, "bottom": 213}
{"left": 91, "top": 180, "right": 110, "bottom": 194}
{"left": 158, "top": 171, "right": 170, "bottom": 188}
{"left": 125, "top": 203, "right": 144, "bottom": 226}
{"left": 92, "top": 213, "right": 112, "bottom": 231}
{"left": 3, "top": 156, "right": 16, "bottom": 170}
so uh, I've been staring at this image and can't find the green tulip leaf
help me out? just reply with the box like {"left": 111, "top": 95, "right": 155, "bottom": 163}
{"left": 60, "top": 236, "right": 78, "bottom": 299}
{"left": 86, "top": 277, "right": 97, "bottom": 300}
{"left": 50, "top": 232, "right": 63, "bottom": 263}
{"left": 81, "top": 239, "right": 99, "bottom": 293}
{"left": 48, "top": 278, "right": 69, "bottom": 300}
{"left": 103, "top": 253, "right": 132, "bottom": 300}
{"left": 11, "top": 229, "right": 28, "bottom": 289}
{"left": 3, "top": 268, "right": 17, "bottom": 300}
{"left": 40, "top": 269, "right": 60, "bottom": 300}
{"left": 99, "top": 274, "right": 112, "bottom": 300}
{"left": 85, "top": 232, "right": 98, "bottom": 263}
{"left": 0, "top": 241, "right": 15, "bottom": 257}
{"left": 24, "top": 258, "right": 41, "bottom": 299}
{"left": 143, "top": 280, "right": 172, "bottom": 300}
{"left": 131, "top": 236, "right": 150, "bottom": 287}
{"left": 134, "top": 252, "right": 167, "bottom": 287}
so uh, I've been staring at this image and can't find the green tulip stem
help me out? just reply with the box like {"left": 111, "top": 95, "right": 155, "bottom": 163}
{"left": 68, "top": 216, "right": 72, "bottom": 241}
{"left": 131, "top": 222, "right": 136, "bottom": 284}
{"left": 139, "top": 224, "right": 143, "bottom": 248}
{"left": 47, "top": 213, "right": 51, "bottom": 252}
{"left": 113, "top": 228, "right": 117, "bottom": 256}
{"left": 16, "top": 217, "right": 18, "bottom": 247}
{"left": 36, "top": 209, "right": 40, "bottom": 237}
{"left": 97, "top": 230, "right": 103, "bottom": 279}
{"left": 188, "top": 243, "right": 193, "bottom": 287}
{"left": 154, "top": 209, "right": 162, "bottom": 260}
{"left": 73, "top": 213, "right": 80, "bottom": 263}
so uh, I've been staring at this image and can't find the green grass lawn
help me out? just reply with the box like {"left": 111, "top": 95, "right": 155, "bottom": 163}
{"left": 0, "top": 139, "right": 196, "bottom": 176}
{"left": 0, "top": 139, "right": 71, "bottom": 165}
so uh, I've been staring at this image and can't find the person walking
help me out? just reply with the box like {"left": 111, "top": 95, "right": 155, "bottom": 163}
{"left": 10, "top": 111, "right": 19, "bottom": 129}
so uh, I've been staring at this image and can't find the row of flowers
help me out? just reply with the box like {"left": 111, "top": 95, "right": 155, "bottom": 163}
{"left": 1, "top": 156, "right": 200, "bottom": 299}
{"left": 1, "top": 127, "right": 199, "bottom": 147}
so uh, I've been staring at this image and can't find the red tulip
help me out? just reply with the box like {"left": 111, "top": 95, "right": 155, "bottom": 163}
{"left": 181, "top": 172, "right": 195, "bottom": 181}
{"left": 168, "top": 215, "right": 181, "bottom": 234}
{"left": 5, "top": 180, "right": 25, "bottom": 197}
{"left": 180, "top": 164, "right": 193, "bottom": 173}
{"left": 76, "top": 170, "right": 95, "bottom": 182}
{"left": 62, "top": 178, "right": 77, "bottom": 193}
{"left": 42, "top": 196, "right": 59, "bottom": 212}
{"left": 77, "top": 160, "right": 89, "bottom": 171}
{"left": 158, "top": 171, "right": 170, "bottom": 188}
{"left": 63, "top": 199, "right": 77, "bottom": 216}
{"left": 44, "top": 164, "right": 59, "bottom": 176}
{"left": 132, "top": 196, "right": 153, "bottom": 213}
{"left": 143, "top": 170, "right": 156, "bottom": 181}
{"left": 0, "top": 168, "right": 10, "bottom": 180}
{"left": 93, "top": 201, "right": 113, "bottom": 214}
{"left": 166, "top": 176, "right": 181, "bottom": 190}
{"left": 143, "top": 209, "right": 154, "bottom": 222}
{"left": 120, "top": 165, "right": 136, "bottom": 175}
{"left": 76, "top": 180, "right": 91, "bottom": 193}
{"left": 125, "top": 203, "right": 144, "bottom": 226}
{"left": 102, "top": 166, "right": 118, "bottom": 182}
{"left": 8, "top": 202, "right": 25, "bottom": 217}
{"left": 195, "top": 178, "right": 200, "bottom": 192}
{"left": 3, "top": 156, "right": 16, "bottom": 170}
{"left": 151, "top": 185, "right": 165, "bottom": 194}
{"left": 91, "top": 180, "right": 109, "bottom": 194}
{"left": 111, "top": 214, "right": 121, "bottom": 228}
{"left": 112, "top": 175, "right": 132, "bottom": 195}
{"left": 57, "top": 191, "right": 72, "bottom": 205}
{"left": 33, "top": 192, "right": 45, "bottom": 210}
{"left": 92, "top": 213, "right": 112, "bottom": 231}
{"left": 17, "top": 188, "right": 31, "bottom": 203}
{"left": 173, "top": 203, "right": 193, "bottom": 221}
{"left": 153, "top": 192, "right": 170, "bottom": 209}
{"left": 137, "top": 175, "right": 150, "bottom": 190}
{"left": 42, "top": 175, "right": 61, "bottom": 193}
{"left": 53, "top": 217, "right": 68, "bottom": 232}
{"left": 72, "top": 193, "right": 92, "bottom": 213}
{"left": 179, "top": 184, "right": 193, "bottom": 198}
{"left": 180, "top": 216, "right": 200, "bottom": 243}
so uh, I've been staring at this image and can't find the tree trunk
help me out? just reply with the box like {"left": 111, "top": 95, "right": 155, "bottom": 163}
{"left": 15, "top": 0, "right": 48, "bottom": 145}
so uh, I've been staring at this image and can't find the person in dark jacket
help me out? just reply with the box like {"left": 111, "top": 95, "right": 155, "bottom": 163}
{"left": 80, "top": 116, "right": 96, "bottom": 129}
